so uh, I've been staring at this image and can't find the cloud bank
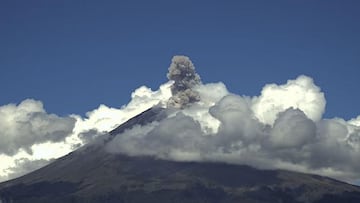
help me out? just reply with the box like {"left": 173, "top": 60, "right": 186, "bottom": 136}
{"left": 106, "top": 56, "right": 360, "bottom": 183}
{"left": 1, "top": 55, "right": 359, "bottom": 185}
{"left": 0, "top": 99, "right": 75, "bottom": 156}
{"left": 0, "top": 82, "right": 171, "bottom": 182}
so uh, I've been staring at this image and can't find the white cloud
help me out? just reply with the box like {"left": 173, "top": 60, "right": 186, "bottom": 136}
{"left": 269, "top": 108, "right": 316, "bottom": 149}
{"left": 106, "top": 66, "right": 360, "bottom": 184}
{"left": 0, "top": 82, "right": 172, "bottom": 182}
{"left": 252, "top": 75, "right": 326, "bottom": 125}
{"left": 0, "top": 99, "right": 75, "bottom": 156}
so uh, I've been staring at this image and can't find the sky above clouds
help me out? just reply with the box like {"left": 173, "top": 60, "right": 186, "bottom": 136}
{"left": 0, "top": 1, "right": 360, "bottom": 183}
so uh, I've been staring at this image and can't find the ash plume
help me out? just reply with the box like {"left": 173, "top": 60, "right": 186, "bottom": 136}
{"left": 167, "top": 56, "right": 202, "bottom": 108}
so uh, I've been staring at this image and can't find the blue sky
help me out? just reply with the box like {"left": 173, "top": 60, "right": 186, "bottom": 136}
{"left": 1, "top": 0, "right": 359, "bottom": 119}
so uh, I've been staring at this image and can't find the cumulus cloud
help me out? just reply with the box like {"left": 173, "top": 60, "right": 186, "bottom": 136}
{"left": 269, "top": 108, "right": 316, "bottom": 149}
{"left": 252, "top": 75, "right": 326, "bottom": 125}
{"left": 107, "top": 112, "right": 206, "bottom": 161}
{"left": 106, "top": 56, "right": 360, "bottom": 183}
{"left": 0, "top": 80, "right": 172, "bottom": 182}
{"left": 0, "top": 99, "right": 76, "bottom": 156}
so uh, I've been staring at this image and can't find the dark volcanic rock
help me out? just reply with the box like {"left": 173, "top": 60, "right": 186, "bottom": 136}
{"left": 1, "top": 107, "right": 360, "bottom": 203}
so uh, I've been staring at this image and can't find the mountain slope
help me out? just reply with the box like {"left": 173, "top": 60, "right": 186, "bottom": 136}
{"left": 1, "top": 107, "right": 360, "bottom": 203}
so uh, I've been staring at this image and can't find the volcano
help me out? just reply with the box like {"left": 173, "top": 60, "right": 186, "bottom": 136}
{"left": 1, "top": 56, "right": 360, "bottom": 203}
{"left": 0, "top": 107, "right": 360, "bottom": 203}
